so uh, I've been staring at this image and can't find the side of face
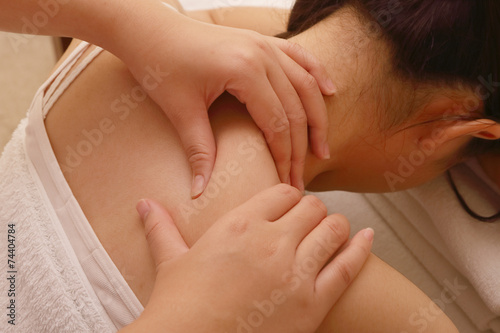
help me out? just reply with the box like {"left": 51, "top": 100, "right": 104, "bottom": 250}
{"left": 297, "top": 8, "right": 500, "bottom": 193}
{"left": 312, "top": 76, "right": 500, "bottom": 193}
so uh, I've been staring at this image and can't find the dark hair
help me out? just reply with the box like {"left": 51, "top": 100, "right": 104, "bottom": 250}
{"left": 281, "top": 0, "right": 500, "bottom": 221}
{"left": 281, "top": 0, "right": 500, "bottom": 146}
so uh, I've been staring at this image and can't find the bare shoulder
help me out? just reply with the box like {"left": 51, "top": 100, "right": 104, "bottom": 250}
{"left": 317, "top": 254, "right": 458, "bottom": 332}
{"left": 171, "top": 93, "right": 282, "bottom": 245}
{"left": 43, "top": 48, "right": 458, "bottom": 332}
{"left": 44, "top": 48, "right": 280, "bottom": 303}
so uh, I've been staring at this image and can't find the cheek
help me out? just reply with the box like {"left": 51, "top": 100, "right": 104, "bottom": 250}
{"left": 378, "top": 132, "right": 468, "bottom": 191}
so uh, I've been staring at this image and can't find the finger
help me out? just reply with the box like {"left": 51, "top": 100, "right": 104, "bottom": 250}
{"left": 266, "top": 60, "right": 309, "bottom": 191}
{"left": 166, "top": 104, "right": 216, "bottom": 199}
{"left": 315, "top": 227, "right": 374, "bottom": 306}
{"left": 270, "top": 37, "right": 336, "bottom": 96}
{"left": 276, "top": 195, "right": 328, "bottom": 244}
{"left": 235, "top": 184, "right": 302, "bottom": 222}
{"left": 137, "top": 199, "right": 189, "bottom": 268}
{"left": 273, "top": 50, "right": 331, "bottom": 161}
{"left": 230, "top": 79, "right": 292, "bottom": 184}
{"left": 295, "top": 213, "right": 350, "bottom": 268}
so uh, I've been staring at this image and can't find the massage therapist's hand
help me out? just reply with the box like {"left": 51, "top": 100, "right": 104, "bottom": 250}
{"left": 106, "top": 0, "right": 335, "bottom": 198}
{"left": 120, "top": 184, "right": 374, "bottom": 333}
{"left": 0, "top": 0, "right": 333, "bottom": 197}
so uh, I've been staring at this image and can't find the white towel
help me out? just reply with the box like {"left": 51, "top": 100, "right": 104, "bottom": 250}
{"left": 0, "top": 119, "right": 114, "bottom": 332}
{"left": 313, "top": 158, "right": 500, "bottom": 333}
{"left": 366, "top": 190, "right": 500, "bottom": 332}
{"left": 404, "top": 160, "right": 500, "bottom": 314}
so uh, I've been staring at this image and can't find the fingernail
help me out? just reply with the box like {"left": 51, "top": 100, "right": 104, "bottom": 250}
{"left": 363, "top": 228, "right": 374, "bottom": 241}
{"left": 325, "top": 79, "right": 337, "bottom": 95}
{"left": 136, "top": 199, "right": 150, "bottom": 221}
{"left": 322, "top": 142, "right": 331, "bottom": 160}
{"left": 191, "top": 175, "right": 205, "bottom": 199}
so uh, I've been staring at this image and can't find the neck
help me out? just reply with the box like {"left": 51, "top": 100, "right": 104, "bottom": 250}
{"left": 303, "top": 151, "right": 332, "bottom": 187}
{"left": 291, "top": 25, "right": 341, "bottom": 188}
{"left": 288, "top": 10, "right": 368, "bottom": 189}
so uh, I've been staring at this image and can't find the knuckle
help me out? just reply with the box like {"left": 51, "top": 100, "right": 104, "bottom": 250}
{"left": 287, "top": 40, "right": 305, "bottom": 56}
{"left": 325, "top": 214, "right": 350, "bottom": 243}
{"left": 267, "top": 137, "right": 289, "bottom": 158}
{"left": 226, "top": 216, "right": 251, "bottom": 236}
{"left": 270, "top": 129, "right": 290, "bottom": 146}
{"left": 245, "top": 31, "right": 272, "bottom": 52}
{"left": 263, "top": 119, "right": 290, "bottom": 145}
{"left": 291, "top": 155, "right": 306, "bottom": 167}
{"left": 258, "top": 239, "right": 282, "bottom": 259}
{"left": 186, "top": 143, "right": 213, "bottom": 165}
{"left": 229, "top": 50, "right": 260, "bottom": 72}
{"left": 303, "top": 195, "right": 327, "bottom": 215}
{"left": 287, "top": 109, "right": 308, "bottom": 126}
{"left": 301, "top": 73, "right": 319, "bottom": 90}
{"left": 144, "top": 218, "right": 161, "bottom": 244}
{"left": 275, "top": 155, "right": 292, "bottom": 168}
{"left": 358, "top": 241, "right": 371, "bottom": 258}
{"left": 276, "top": 162, "right": 292, "bottom": 181}
{"left": 268, "top": 110, "right": 289, "bottom": 129}
{"left": 274, "top": 183, "right": 302, "bottom": 200}
{"left": 334, "top": 258, "right": 355, "bottom": 286}
{"left": 296, "top": 294, "right": 313, "bottom": 312}
{"left": 252, "top": 36, "right": 270, "bottom": 52}
{"left": 228, "top": 37, "right": 274, "bottom": 74}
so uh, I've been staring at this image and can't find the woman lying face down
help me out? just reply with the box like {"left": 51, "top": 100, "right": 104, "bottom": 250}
{"left": 281, "top": 0, "right": 500, "bottom": 193}
{"left": 43, "top": 0, "right": 498, "bottom": 331}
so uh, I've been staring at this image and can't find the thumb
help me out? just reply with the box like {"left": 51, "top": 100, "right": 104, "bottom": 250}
{"left": 137, "top": 199, "right": 189, "bottom": 267}
{"left": 168, "top": 108, "right": 216, "bottom": 199}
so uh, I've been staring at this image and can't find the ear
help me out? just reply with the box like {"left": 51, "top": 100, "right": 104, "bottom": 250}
{"left": 442, "top": 119, "right": 500, "bottom": 142}
{"left": 416, "top": 94, "right": 500, "bottom": 143}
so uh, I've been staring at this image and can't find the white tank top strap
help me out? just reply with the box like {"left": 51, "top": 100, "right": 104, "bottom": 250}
{"left": 41, "top": 41, "right": 104, "bottom": 118}
{"left": 25, "top": 41, "right": 144, "bottom": 329}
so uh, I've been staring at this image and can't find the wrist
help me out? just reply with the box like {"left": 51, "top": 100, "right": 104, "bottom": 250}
{"left": 94, "top": 0, "right": 188, "bottom": 64}
{"left": 63, "top": 0, "right": 186, "bottom": 60}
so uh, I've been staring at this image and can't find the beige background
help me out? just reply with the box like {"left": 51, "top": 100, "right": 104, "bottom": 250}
{"left": 0, "top": 32, "right": 57, "bottom": 152}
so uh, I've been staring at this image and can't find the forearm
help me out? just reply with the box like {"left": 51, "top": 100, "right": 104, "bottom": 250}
{"left": 187, "top": 7, "right": 290, "bottom": 36}
{"left": 0, "top": 0, "right": 186, "bottom": 57}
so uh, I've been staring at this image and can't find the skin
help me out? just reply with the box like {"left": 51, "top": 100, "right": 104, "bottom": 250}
{"left": 43, "top": 7, "right": 468, "bottom": 332}
{"left": 120, "top": 186, "right": 374, "bottom": 333}
{"left": 0, "top": 0, "right": 335, "bottom": 196}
